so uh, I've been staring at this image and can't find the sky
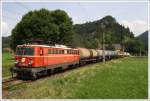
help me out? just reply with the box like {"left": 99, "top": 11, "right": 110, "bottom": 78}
{"left": 2, "top": 1, "right": 149, "bottom": 37}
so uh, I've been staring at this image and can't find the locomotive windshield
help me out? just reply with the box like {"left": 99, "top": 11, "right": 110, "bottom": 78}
{"left": 16, "top": 47, "right": 34, "bottom": 56}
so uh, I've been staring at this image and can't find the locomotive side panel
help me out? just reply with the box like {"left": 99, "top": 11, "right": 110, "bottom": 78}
{"left": 46, "top": 48, "right": 80, "bottom": 69}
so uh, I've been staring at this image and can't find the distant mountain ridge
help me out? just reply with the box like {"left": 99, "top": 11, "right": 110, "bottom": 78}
{"left": 136, "top": 30, "right": 148, "bottom": 51}
{"left": 73, "top": 15, "right": 134, "bottom": 49}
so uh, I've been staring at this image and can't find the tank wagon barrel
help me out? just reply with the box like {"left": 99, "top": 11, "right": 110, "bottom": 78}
{"left": 77, "top": 48, "right": 121, "bottom": 63}
{"left": 77, "top": 48, "right": 91, "bottom": 59}
{"left": 90, "top": 49, "right": 98, "bottom": 58}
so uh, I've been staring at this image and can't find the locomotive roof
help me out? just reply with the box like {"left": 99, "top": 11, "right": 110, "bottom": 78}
{"left": 17, "top": 44, "right": 77, "bottom": 50}
{"left": 17, "top": 44, "right": 51, "bottom": 48}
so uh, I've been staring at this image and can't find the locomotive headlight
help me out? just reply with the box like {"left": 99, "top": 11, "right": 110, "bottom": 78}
{"left": 29, "top": 59, "right": 33, "bottom": 65}
{"left": 15, "top": 60, "right": 19, "bottom": 64}
{"left": 21, "top": 58, "right": 26, "bottom": 62}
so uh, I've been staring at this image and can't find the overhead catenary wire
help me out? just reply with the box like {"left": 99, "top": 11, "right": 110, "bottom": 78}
{"left": 77, "top": 2, "right": 106, "bottom": 62}
{"left": 77, "top": 2, "right": 93, "bottom": 23}
{"left": 16, "top": 2, "right": 31, "bottom": 11}
{"left": 3, "top": 2, "right": 31, "bottom": 22}
{"left": 2, "top": 15, "right": 19, "bottom": 23}
{"left": 2, "top": 2, "right": 31, "bottom": 28}
{"left": 4, "top": 8, "right": 23, "bottom": 16}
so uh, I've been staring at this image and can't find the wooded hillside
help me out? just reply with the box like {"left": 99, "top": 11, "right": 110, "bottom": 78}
{"left": 136, "top": 31, "right": 148, "bottom": 52}
{"left": 73, "top": 15, "right": 134, "bottom": 50}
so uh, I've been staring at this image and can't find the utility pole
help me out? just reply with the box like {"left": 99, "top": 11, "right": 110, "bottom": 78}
{"left": 139, "top": 47, "right": 141, "bottom": 56}
{"left": 101, "top": 23, "right": 105, "bottom": 62}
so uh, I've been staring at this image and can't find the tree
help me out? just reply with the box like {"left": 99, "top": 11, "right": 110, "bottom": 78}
{"left": 11, "top": 8, "right": 74, "bottom": 50}
{"left": 124, "top": 38, "right": 144, "bottom": 55}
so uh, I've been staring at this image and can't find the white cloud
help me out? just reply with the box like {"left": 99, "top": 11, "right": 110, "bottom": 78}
{"left": 72, "top": 16, "right": 87, "bottom": 24}
{"left": 120, "top": 20, "right": 148, "bottom": 36}
{"left": 2, "top": 21, "right": 11, "bottom": 37}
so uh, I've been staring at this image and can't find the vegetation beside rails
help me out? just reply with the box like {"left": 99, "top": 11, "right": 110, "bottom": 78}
{"left": 2, "top": 52, "right": 14, "bottom": 78}
{"left": 3, "top": 57, "right": 148, "bottom": 99}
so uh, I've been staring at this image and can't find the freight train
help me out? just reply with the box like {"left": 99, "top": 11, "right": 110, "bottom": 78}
{"left": 10, "top": 44, "right": 130, "bottom": 80}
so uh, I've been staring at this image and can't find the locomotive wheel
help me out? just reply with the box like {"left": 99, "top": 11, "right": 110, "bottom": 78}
{"left": 31, "top": 72, "right": 37, "bottom": 80}
{"left": 47, "top": 69, "right": 52, "bottom": 75}
{"left": 16, "top": 73, "right": 22, "bottom": 79}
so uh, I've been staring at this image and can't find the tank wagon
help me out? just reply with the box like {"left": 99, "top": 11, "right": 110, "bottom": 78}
{"left": 10, "top": 44, "right": 130, "bottom": 80}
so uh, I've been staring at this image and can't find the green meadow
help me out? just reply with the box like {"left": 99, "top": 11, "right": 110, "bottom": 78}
{"left": 2, "top": 52, "right": 14, "bottom": 78}
{"left": 3, "top": 56, "right": 148, "bottom": 99}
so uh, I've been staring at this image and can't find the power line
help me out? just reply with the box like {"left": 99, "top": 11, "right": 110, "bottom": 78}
{"left": 3, "top": 2, "right": 30, "bottom": 18}
{"left": 13, "top": 2, "right": 28, "bottom": 13}
{"left": 77, "top": 2, "right": 93, "bottom": 22}
{"left": 4, "top": 8, "right": 23, "bottom": 16}
{"left": 3, "top": 15, "right": 17, "bottom": 22}
{"left": 2, "top": 15, "right": 20, "bottom": 24}
{"left": 16, "top": 2, "right": 30, "bottom": 11}
{"left": 77, "top": 2, "right": 106, "bottom": 62}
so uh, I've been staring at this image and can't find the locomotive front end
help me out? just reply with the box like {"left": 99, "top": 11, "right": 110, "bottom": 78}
{"left": 10, "top": 45, "right": 36, "bottom": 79}
{"left": 15, "top": 46, "right": 34, "bottom": 67}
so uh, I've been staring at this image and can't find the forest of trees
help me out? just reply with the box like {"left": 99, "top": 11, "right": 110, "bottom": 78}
{"left": 136, "top": 31, "right": 148, "bottom": 55}
{"left": 3, "top": 8, "right": 148, "bottom": 56}
{"left": 73, "top": 16, "right": 134, "bottom": 49}
{"left": 73, "top": 16, "right": 147, "bottom": 55}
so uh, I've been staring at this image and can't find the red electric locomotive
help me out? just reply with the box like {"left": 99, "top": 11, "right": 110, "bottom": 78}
{"left": 11, "top": 44, "right": 80, "bottom": 79}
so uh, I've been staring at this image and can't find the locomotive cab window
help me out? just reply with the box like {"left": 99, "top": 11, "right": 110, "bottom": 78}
{"left": 16, "top": 47, "right": 34, "bottom": 56}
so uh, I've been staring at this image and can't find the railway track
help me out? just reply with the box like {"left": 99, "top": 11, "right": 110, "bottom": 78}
{"left": 2, "top": 59, "right": 114, "bottom": 91}
{"left": 2, "top": 77, "right": 26, "bottom": 90}
{"left": 2, "top": 63, "right": 91, "bottom": 89}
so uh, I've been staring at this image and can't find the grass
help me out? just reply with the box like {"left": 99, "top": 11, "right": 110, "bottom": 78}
{"left": 3, "top": 57, "right": 148, "bottom": 99}
{"left": 2, "top": 52, "right": 15, "bottom": 78}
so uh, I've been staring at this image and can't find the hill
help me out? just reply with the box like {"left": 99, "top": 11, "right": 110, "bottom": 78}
{"left": 136, "top": 31, "right": 148, "bottom": 51}
{"left": 73, "top": 15, "right": 134, "bottom": 50}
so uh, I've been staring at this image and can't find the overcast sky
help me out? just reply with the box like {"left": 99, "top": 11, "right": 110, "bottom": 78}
{"left": 2, "top": 1, "right": 148, "bottom": 37}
